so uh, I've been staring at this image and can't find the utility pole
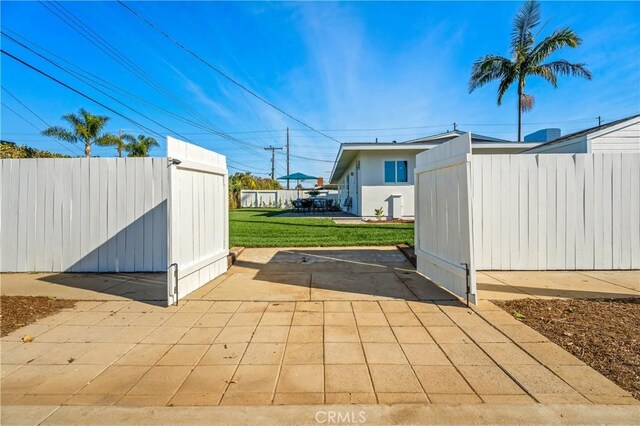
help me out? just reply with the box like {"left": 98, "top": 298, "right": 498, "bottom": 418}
{"left": 264, "top": 146, "right": 283, "bottom": 180}
{"left": 286, "top": 127, "right": 290, "bottom": 189}
{"left": 597, "top": 116, "right": 602, "bottom": 127}
{"left": 453, "top": 122, "right": 458, "bottom": 131}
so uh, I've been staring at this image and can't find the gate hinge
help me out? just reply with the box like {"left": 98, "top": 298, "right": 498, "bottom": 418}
{"left": 462, "top": 263, "right": 470, "bottom": 307}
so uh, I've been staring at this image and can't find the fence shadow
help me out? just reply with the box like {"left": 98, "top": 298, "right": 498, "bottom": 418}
{"left": 203, "top": 247, "right": 458, "bottom": 303}
{"left": 34, "top": 202, "right": 168, "bottom": 305}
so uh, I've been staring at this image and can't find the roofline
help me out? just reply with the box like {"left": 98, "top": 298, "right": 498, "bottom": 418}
{"left": 329, "top": 144, "right": 344, "bottom": 184}
{"left": 329, "top": 140, "right": 541, "bottom": 182}
{"left": 523, "top": 114, "right": 640, "bottom": 152}
{"left": 404, "top": 130, "right": 512, "bottom": 144}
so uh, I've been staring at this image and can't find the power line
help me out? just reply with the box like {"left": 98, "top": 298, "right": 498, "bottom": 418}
{"left": 2, "top": 34, "right": 196, "bottom": 142}
{"left": 39, "top": 1, "right": 218, "bottom": 131}
{"left": 1, "top": 30, "right": 274, "bottom": 161}
{"left": 2, "top": 54, "right": 283, "bottom": 171}
{"left": 2, "top": 102, "right": 44, "bottom": 132}
{"left": 2, "top": 87, "right": 51, "bottom": 128}
{"left": 37, "top": 1, "right": 273, "bottom": 160}
{"left": 276, "top": 151, "right": 335, "bottom": 163}
{"left": 1, "top": 101, "right": 81, "bottom": 156}
{"left": 117, "top": 1, "right": 343, "bottom": 145}
{"left": 2, "top": 49, "right": 167, "bottom": 139}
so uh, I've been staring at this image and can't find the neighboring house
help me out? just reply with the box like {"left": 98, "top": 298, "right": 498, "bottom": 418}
{"left": 524, "top": 114, "right": 640, "bottom": 154}
{"left": 329, "top": 131, "right": 541, "bottom": 219}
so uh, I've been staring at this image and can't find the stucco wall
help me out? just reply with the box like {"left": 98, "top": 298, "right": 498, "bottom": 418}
{"left": 335, "top": 150, "right": 420, "bottom": 218}
{"left": 358, "top": 151, "right": 419, "bottom": 218}
{"left": 361, "top": 185, "right": 415, "bottom": 218}
{"left": 336, "top": 155, "right": 361, "bottom": 215}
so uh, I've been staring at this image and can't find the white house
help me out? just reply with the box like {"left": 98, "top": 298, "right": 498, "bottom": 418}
{"left": 329, "top": 131, "right": 541, "bottom": 219}
{"left": 524, "top": 114, "right": 640, "bottom": 154}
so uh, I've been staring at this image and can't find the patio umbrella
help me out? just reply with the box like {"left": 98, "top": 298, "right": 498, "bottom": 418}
{"left": 278, "top": 172, "right": 317, "bottom": 198}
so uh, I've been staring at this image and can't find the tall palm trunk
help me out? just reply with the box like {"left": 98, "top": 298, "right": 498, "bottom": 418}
{"left": 517, "top": 78, "right": 524, "bottom": 142}
{"left": 84, "top": 139, "right": 91, "bottom": 157}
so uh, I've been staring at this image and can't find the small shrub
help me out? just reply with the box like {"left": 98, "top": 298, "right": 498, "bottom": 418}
{"left": 374, "top": 207, "right": 384, "bottom": 221}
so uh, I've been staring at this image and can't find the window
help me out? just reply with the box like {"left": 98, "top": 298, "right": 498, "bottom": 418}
{"left": 397, "top": 161, "right": 408, "bottom": 183}
{"left": 384, "top": 161, "right": 396, "bottom": 183}
{"left": 384, "top": 160, "right": 408, "bottom": 183}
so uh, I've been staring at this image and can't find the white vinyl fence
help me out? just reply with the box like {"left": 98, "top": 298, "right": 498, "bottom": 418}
{"left": 414, "top": 133, "right": 477, "bottom": 304}
{"left": 167, "top": 137, "right": 228, "bottom": 304}
{"left": 414, "top": 133, "right": 640, "bottom": 304}
{"left": 472, "top": 152, "right": 640, "bottom": 270}
{"left": 0, "top": 157, "right": 168, "bottom": 272}
{"left": 0, "top": 137, "right": 228, "bottom": 306}
{"left": 240, "top": 189, "right": 338, "bottom": 208}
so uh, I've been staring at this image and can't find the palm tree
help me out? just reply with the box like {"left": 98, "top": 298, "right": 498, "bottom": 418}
{"left": 42, "top": 108, "right": 112, "bottom": 157}
{"left": 125, "top": 135, "right": 159, "bottom": 157}
{"left": 98, "top": 130, "right": 136, "bottom": 157}
{"left": 468, "top": 0, "right": 592, "bottom": 141}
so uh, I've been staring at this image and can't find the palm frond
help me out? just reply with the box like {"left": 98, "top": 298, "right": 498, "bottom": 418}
{"left": 143, "top": 136, "right": 159, "bottom": 149}
{"left": 94, "top": 133, "right": 120, "bottom": 147}
{"left": 529, "top": 64, "right": 558, "bottom": 87}
{"left": 543, "top": 60, "right": 592, "bottom": 80}
{"left": 120, "top": 133, "right": 137, "bottom": 144}
{"left": 61, "top": 112, "right": 82, "bottom": 128}
{"left": 520, "top": 93, "right": 535, "bottom": 112}
{"left": 42, "top": 126, "right": 78, "bottom": 143}
{"left": 496, "top": 73, "right": 517, "bottom": 105}
{"left": 529, "top": 28, "right": 582, "bottom": 65}
{"left": 511, "top": 0, "right": 541, "bottom": 53}
{"left": 468, "top": 55, "right": 514, "bottom": 92}
{"left": 126, "top": 135, "right": 159, "bottom": 157}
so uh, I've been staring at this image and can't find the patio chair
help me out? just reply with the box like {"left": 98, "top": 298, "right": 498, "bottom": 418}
{"left": 300, "top": 198, "right": 312, "bottom": 214}
{"left": 292, "top": 199, "right": 304, "bottom": 214}
{"left": 312, "top": 198, "right": 325, "bottom": 214}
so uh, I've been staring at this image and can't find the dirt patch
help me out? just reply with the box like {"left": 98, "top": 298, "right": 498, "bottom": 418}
{"left": 1, "top": 296, "right": 76, "bottom": 337}
{"left": 494, "top": 298, "right": 640, "bottom": 400}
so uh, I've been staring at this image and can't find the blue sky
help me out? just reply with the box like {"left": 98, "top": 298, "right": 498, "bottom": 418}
{"left": 2, "top": 1, "right": 639, "bottom": 179}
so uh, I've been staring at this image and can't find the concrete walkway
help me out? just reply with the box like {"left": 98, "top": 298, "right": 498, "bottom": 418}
{"left": 478, "top": 270, "right": 640, "bottom": 300}
{"left": 2, "top": 403, "right": 639, "bottom": 425}
{"left": 0, "top": 272, "right": 166, "bottom": 302}
{"left": 1, "top": 247, "right": 638, "bottom": 424}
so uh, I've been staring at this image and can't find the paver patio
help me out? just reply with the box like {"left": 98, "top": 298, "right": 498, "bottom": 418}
{"left": 1, "top": 247, "right": 638, "bottom": 413}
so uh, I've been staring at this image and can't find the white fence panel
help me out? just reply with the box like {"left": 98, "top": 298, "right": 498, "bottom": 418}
{"left": 472, "top": 153, "right": 640, "bottom": 270}
{"left": 0, "top": 158, "right": 167, "bottom": 272}
{"left": 415, "top": 133, "right": 477, "bottom": 303}
{"left": 239, "top": 189, "right": 337, "bottom": 208}
{"left": 167, "top": 137, "right": 228, "bottom": 304}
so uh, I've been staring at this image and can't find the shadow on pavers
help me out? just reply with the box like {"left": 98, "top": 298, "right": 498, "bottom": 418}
{"left": 199, "top": 247, "right": 456, "bottom": 302}
{"left": 2, "top": 272, "right": 167, "bottom": 306}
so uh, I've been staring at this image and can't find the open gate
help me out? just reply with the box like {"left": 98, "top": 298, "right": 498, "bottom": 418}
{"left": 414, "top": 133, "right": 477, "bottom": 304}
{"left": 167, "top": 137, "right": 229, "bottom": 305}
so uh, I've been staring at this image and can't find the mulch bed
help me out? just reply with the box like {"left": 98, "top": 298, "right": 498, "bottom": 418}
{"left": 494, "top": 298, "right": 640, "bottom": 400}
{"left": 1, "top": 296, "right": 76, "bottom": 337}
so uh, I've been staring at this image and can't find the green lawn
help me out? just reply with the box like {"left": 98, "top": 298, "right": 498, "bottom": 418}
{"left": 229, "top": 209, "right": 414, "bottom": 248}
